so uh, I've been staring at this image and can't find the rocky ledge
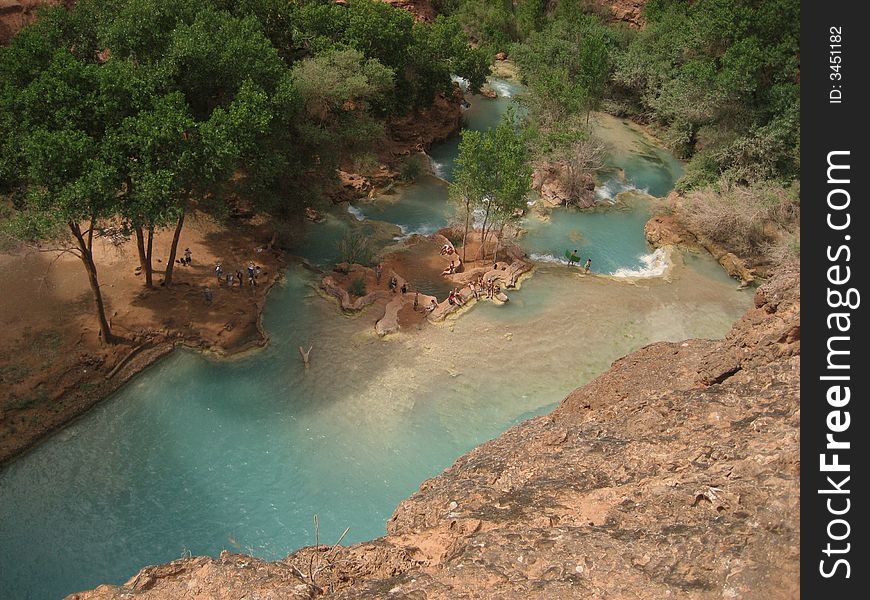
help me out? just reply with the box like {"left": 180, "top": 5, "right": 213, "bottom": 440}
{"left": 70, "top": 266, "right": 799, "bottom": 599}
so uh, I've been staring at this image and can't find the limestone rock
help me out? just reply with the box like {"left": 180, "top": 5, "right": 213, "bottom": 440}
{"left": 644, "top": 214, "right": 697, "bottom": 247}
{"left": 66, "top": 552, "right": 314, "bottom": 599}
{"left": 718, "top": 252, "right": 755, "bottom": 287}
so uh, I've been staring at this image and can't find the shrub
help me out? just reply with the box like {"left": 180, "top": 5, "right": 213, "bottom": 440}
{"left": 675, "top": 179, "right": 799, "bottom": 261}
{"left": 400, "top": 154, "right": 427, "bottom": 181}
{"left": 337, "top": 229, "right": 374, "bottom": 266}
{"left": 349, "top": 276, "right": 367, "bottom": 297}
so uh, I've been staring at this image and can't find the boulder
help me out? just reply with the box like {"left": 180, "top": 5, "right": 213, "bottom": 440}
{"left": 718, "top": 252, "right": 755, "bottom": 287}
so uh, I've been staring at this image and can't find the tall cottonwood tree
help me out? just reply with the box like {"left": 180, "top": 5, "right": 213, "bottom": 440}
{"left": 0, "top": 31, "right": 129, "bottom": 342}
{"left": 451, "top": 111, "right": 531, "bottom": 263}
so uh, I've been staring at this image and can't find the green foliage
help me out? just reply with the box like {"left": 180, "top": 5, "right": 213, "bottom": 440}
{"left": 400, "top": 154, "right": 427, "bottom": 182}
{"left": 511, "top": 13, "right": 614, "bottom": 122}
{"left": 451, "top": 109, "right": 532, "bottom": 229}
{"left": 290, "top": 48, "right": 393, "bottom": 177}
{"left": 294, "top": 0, "right": 486, "bottom": 108}
{"left": 515, "top": 0, "right": 545, "bottom": 40}
{"left": 614, "top": 0, "right": 800, "bottom": 184}
{"left": 453, "top": 0, "right": 517, "bottom": 52}
{"left": 349, "top": 276, "right": 367, "bottom": 297}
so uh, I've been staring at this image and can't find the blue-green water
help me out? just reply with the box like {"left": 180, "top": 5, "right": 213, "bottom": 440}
{"left": 0, "top": 77, "right": 750, "bottom": 600}
{"left": 352, "top": 176, "right": 452, "bottom": 238}
{"left": 0, "top": 267, "right": 560, "bottom": 599}
{"left": 521, "top": 196, "right": 655, "bottom": 275}
{"left": 593, "top": 112, "right": 684, "bottom": 200}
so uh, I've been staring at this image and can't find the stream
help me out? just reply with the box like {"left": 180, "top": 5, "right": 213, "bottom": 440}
{"left": 0, "top": 77, "right": 752, "bottom": 600}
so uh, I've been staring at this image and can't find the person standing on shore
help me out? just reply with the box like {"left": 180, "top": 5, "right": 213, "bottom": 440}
{"left": 376, "top": 263, "right": 383, "bottom": 284}
{"left": 215, "top": 264, "right": 223, "bottom": 284}
{"left": 584, "top": 258, "right": 592, "bottom": 274}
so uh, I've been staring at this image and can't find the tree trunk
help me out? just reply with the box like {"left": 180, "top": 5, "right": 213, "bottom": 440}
{"left": 134, "top": 224, "right": 153, "bottom": 288}
{"left": 480, "top": 217, "right": 496, "bottom": 263}
{"left": 163, "top": 208, "right": 186, "bottom": 286}
{"left": 462, "top": 200, "right": 471, "bottom": 264}
{"left": 69, "top": 222, "right": 117, "bottom": 344}
{"left": 476, "top": 201, "right": 492, "bottom": 261}
{"left": 146, "top": 225, "right": 154, "bottom": 287}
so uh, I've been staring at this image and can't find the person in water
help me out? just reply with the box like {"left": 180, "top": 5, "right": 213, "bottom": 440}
{"left": 584, "top": 258, "right": 592, "bottom": 274}
{"left": 569, "top": 250, "right": 579, "bottom": 266}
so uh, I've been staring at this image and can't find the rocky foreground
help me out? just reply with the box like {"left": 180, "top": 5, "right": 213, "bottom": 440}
{"left": 70, "top": 265, "right": 799, "bottom": 599}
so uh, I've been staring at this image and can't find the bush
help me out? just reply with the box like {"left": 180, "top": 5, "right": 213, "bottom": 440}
{"left": 349, "top": 276, "right": 367, "bottom": 297}
{"left": 337, "top": 229, "right": 374, "bottom": 266}
{"left": 768, "top": 230, "right": 800, "bottom": 269}
{"left": 675, "top": 179, "right": 799, "bottom": 261}
{"left": 400, "top": 154, "right": 427, "bottom": 181}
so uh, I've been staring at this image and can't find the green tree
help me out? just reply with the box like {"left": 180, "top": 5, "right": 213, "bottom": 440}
{"left": 108, "top": 91, "right": 197, "bottom": 288}
{"left": 577, "top": 28, "right": 609, "bottom": 122}
{"left": 0, "top": 46, "right": 122, "bottom": 341}
{"left": 451, "top": 111, "right": 531, "bottom": 263}
{"left": 515, "top": 0, "right": 545, "bottom": 40}
{"left": 290, "top": 48, "right": 394, "bottom": 177}
{"left": 613, "top": 0, "right": 800, "bottom": 183}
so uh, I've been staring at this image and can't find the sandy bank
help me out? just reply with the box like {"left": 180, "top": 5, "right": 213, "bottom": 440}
{"left": 0, "top": 213, "right": 285, "bottom": 466}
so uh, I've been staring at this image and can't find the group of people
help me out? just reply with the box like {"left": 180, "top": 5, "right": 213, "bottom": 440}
{"left": 179, "top": 247, "right": 193, "bottom": 266}
{"left": 385, "top": 271, "right": 410, "bottom": 296}
{"left": 446, "top": 274, "right": 504, "bottom": 308}
{"left": 475, "top": 276, "right": 501, "bottom": 300}
{"left": 215, "top": 262, "right": 262, "bottom": 288}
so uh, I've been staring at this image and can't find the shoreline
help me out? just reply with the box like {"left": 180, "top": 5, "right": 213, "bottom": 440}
{"left": 0, "top": 273, "right": 283, "bottom": 468}
{"left": 0, "top": 219, "right": 288, "bottom": 468}
{"left": 0, "top": 205, "right": 751, "bottom": 469}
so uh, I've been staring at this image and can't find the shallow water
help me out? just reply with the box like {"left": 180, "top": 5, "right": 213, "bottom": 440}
{"left": 521, "top": 192, "right": 655, "bottom": 274}
{"left": 1, "top": 78, "right": 747, "bottom": 600}
{"left": 592, "top": 113, "right": 684, "bottom": 199}
{"left": 353, "top": 176, "right": 453, "bottom": 238}
{"left": 0, "top": 260, "right": 750, "bottom": 599}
